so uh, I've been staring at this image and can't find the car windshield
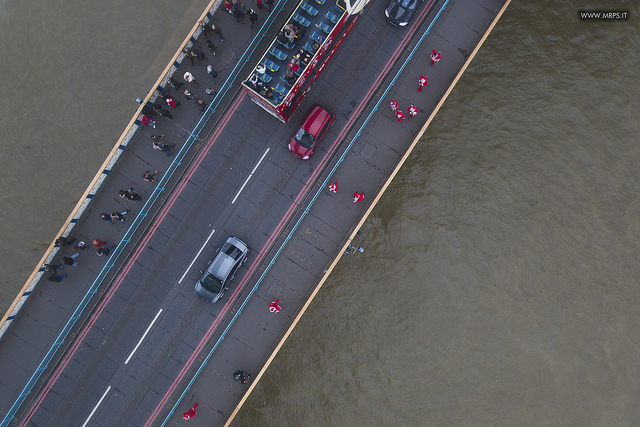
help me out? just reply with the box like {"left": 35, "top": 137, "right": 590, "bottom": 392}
{"left": 294, "top": 128, "right": 315, "bottom": 149}
{"left": 201, "top": 273, "right": 223, "bottom": 293}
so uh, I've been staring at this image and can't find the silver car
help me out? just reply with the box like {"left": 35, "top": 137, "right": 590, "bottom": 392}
{"left": 195, "top": 237, "right": 249, "bottom": 303}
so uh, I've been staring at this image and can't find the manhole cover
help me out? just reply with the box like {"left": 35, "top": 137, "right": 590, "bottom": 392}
{"left": 361, "top": 142, "right": 375, "bottom": 159}
{"left": 221, "top": 50, "right": 235, "bottom": 64}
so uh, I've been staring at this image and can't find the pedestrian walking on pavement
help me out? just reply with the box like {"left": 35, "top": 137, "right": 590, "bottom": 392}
{"left": 224, "top": 0, "right": 234, "bottom": 13}
{"left": 255, "top": 0, "right": 263, "bottom": 9}
{"left": 407, "top": 104, "right": 418, "bottom": 119}
{"left": 165, "top": 96, "right": 179, "bottom": 108}
{"left": 418, "top": 75, "right": 428, "bottom": 91}
{"left": 73, "top": 241, "right": 86, "bottom": 252}
{"left": 185, "top": 48, "right": 206, "bottom": 66}
{"left": 47, "top": 272, "right": 67, "bottom": 282}
{"left": 200, "top": 20, "right": 213, "bottom": 39}
{"left": 207, "top": 65, "right": 218, "bottom": 82}
{"left": 44, "top": 263, "right": 62, "bottom": 273}
{"left": 92, "top": 239, "right": 105, "bottom": 248}
{"left": 141, "top": 114, "right": 156, "bottom": 128}
{"left": 183, "top": 402, "right": 199, "bottom": 420}
{"left": 241, "top": 373, "right": 251, "bottom": 384}
{"left": 143, "top": 170, "right": 157, "bottom": 182}
{"left": 167, "top": 77, "right": 183, "bottom": 90}
{"left": 152, "top": 140, "right": 174, "bottom": 156}
{"left": 353, "top": 192, "right": 365, "bottom": 203}
{"left": 211, "top": 23, "right": 225, "bottom": 41}
{"left": 206, "top": 39, "right": 216, "bottom": 54}
{"left": 390, "top": 100, "right": 399, "bottom": 112}
{"left": 233, "top": 4, "right": 245, "bottom": 23}
{"left": 55, "top": 236, "right": 75, "bottom": 247}
{"left": 430, "top": 49, "right": 441, "bottom": 66}
{"left": 100, "top": 213, "right": 114, "bottom": 223}
{"left": 233, "top": 370, "right": 244, "bottom": 381}
{"left": 184, "top": 89, "right": 195, "bottom": 101}
{"left": 111, "top": 211, "right": 127, "bottom": 222}
{"left": 269, "top": 298, "right": 281, "bottom": 313}
{"left": 396, "top": 109, "right": 406, "bottom": 122}
{"left": 149, "top": 133, "right": 164, "bottom": 150}
{"left": 196, "top": 97, "right": 207, "bottom": 113}
{"left": 63, "top": 253, "right": 80, "bottom": 266}
{"left": 328, "top": 182, "right": 338, "bottom": 193}
{"left": 248, "top": 8, "right": 258, "bottom": 28}
{"left": 205, "top": 87, "right": 216, "bottom": 97}
{"left": 119, "top": 188, "right": 142, "bottom": 200}
{"left": 156, "top": 106, "right": 173, "bottom": 119}
{"left": 96, "top": 244, "right": 115, "bottom": 257}
{"left": 183, "top": 71, "right": 196, "bottom": 83}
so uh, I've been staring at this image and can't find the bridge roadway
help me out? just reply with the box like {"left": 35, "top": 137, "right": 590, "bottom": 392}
{"left": 0, "top": 0, "right": 509, "bottom": 425}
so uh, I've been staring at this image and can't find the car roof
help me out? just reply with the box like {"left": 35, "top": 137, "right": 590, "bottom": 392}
{"left": 207, "top": 237, "right": 248, "bottom": 280}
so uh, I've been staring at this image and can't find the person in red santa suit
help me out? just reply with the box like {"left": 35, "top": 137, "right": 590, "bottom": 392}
{"left": 353, "top": 192, "right": 364, "bottom": 203}
{"left": 183, "top": 402, "right": 199, "bottom": 420}
{"left": 396, "top": 109, "right": 406, "bottom": 123}
{"left": 389, "top": 100, "right": 399, "bottom": 112}
{"left": 328, "top": 182, "right": 338, "bottom": 193}
{"left": 430, "top": 49, "right": 441, "bottom": 66}
{"left": 418, "top": 75, "right": 428, "bottom": 91}
{"left": 407, "top": 104, "right": 418, "bottom": 119}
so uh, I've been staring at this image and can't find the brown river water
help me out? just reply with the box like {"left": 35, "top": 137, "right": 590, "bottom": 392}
{"left": 1, "top": 0, "right": 638, "bottom": 425}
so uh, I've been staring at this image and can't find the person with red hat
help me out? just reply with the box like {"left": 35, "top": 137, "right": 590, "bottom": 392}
{"left": 269, "top": 299, "right": 281, "bottom": 313}
{"left": 408, "top": 104, "right": 418, "bottom": 119}
{"left": 389, "top": 100, "right": 399, "bottom": 112}
{"left": 395, "top": 109, "right": 406, "bottom": 123}
{"left": 165, "top": 96, "right": 178, "bottom": 108}
{"left": 418, "top": 75, "right": 428, "bottom": 91}
{"left": 183, "top": 402, "right": 199, "bottom": 420}
{"left": 141, "top": 114, "right": 156, "bottom": 128}
{"left": 353, "top": 192, "right": 364, "bottom": 203}
{"left": 328, "top": 182, "right": 338, "bottom": 193}
{"left": 430, "top": 49, "right": 441, "bottom": 66}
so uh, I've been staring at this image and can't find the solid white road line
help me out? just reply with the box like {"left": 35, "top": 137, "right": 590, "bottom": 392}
{"left": 178, "top": 228, "right": 216, "bottom": 284}
{"left": 82, "top": 385, "right": 111, "bottom": 427}
{"left": 124, "top": 308, "right": 163, "bottom": 365}
{"left": 232, "top": 147, "right": 270, "bottom": 204}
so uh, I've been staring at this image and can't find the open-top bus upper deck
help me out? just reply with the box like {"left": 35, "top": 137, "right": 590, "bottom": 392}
{"left": 242, "top": 0, "right": 368, "bottom": 122}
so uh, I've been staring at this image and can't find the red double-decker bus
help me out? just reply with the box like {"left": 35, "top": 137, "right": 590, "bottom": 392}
{"left": 242, "top": 0, "right": 369, "bottom": 123}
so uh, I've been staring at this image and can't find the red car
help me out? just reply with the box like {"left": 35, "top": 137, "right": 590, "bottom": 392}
{"left": 288, "top": 104, "right": 336, "bottom": 160}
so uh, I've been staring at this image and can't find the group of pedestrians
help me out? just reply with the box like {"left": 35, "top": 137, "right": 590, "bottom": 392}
{"left": 45, "top": 18, "right": 235, "bottom": 286}
{"left": 44, "top": 238, "right": 82, "bottom": 282}
{"left": 389, "top": 49, "right": 442, "bottom": 123}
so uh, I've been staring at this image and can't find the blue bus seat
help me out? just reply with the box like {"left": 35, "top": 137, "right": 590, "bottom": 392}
{"left": 293, "top": 13, "right": 311, "bottom": 27}
{"left": 269, "top": 46, "right": 288, "bottom": 61}
{"left": 272, "top": 83, "right": 288, "bottom": 96}
{"left": 277, "top": 39, "right": 296, "bottom": 50}
{"left": 325, "top": 10, "right": 339, "bottom": 24}
{"left": 264, "top": 59, "right": 280, "bottom": 72}
{"left": 309, "top": 31, "right": 324, "bottom": 44}
{"left": 258, "top": 73, "right": 272, "bottom": 83}
{"left": 318, "top": 21, "right": 332, "bottom": 34}
{"left": 301, "top": 2, "right": 319, "bottom": 16}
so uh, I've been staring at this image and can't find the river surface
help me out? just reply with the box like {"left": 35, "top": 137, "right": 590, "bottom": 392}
{"left": 1, "top": 0, "right": 639, "bottom": 426}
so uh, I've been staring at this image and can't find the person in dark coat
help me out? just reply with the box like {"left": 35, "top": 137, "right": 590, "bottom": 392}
{"left": 55, "top": 236, "right": 75, "bottom": 247}
{"left": 247, "top": 9, "right": 258, "bottom": 27}
{"left": 47, "top": 272, "right": 67, "bottom": 282}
